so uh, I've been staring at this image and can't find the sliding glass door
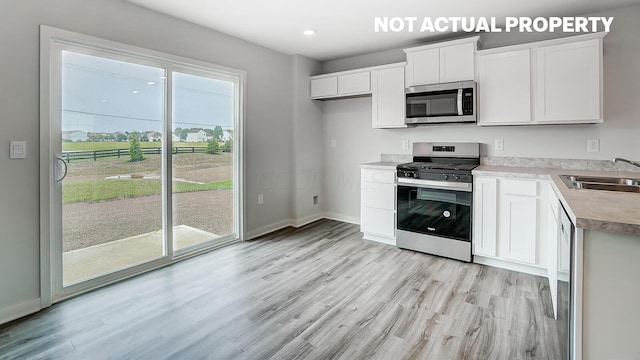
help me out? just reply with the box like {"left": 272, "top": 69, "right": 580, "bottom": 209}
{"left": 42, "top": 27, "right": 243, "bottom": 301}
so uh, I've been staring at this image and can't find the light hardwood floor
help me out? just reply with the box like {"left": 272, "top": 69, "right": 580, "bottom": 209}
{"left": 0, "top": 219, "right": 563, "bottom": 359}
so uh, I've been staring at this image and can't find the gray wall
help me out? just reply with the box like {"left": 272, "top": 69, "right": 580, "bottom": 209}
{"left": 0, "top": 0, "right": 297, "bottom": 319}
{"left": 321, "top": 4, "right": 640, "bottom": 221}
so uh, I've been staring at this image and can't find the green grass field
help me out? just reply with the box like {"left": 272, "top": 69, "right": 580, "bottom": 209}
{"left": 62, "top": 141, "right": 207, "bottom": 151}
{"left": 63, "top": 179, "right": 232, "bottom": 204}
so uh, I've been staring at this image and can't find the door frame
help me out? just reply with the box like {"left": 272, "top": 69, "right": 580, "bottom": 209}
{"left": 39, "top": 25, "right": 245, "bottom": 307}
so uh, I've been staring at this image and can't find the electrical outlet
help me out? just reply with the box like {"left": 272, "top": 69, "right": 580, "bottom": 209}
{"left": 494, "top": 139, "right": 504, "bottom": 151}
{"left": 258, "top": 194, "right": 264, "bottom": 205}
{"left": 587, "top": 139, "right": 599, "bottom": 153}
{"left": 402, "top": 140, "right": 409, "bottom": 150}
{"left": 330, "top": 139, "right": 336, "bottom": 148}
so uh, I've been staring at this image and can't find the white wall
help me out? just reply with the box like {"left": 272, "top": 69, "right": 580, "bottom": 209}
{"left": 291, "top": 55, "right": 325, "bottom": 225}
{"left": 0, "top": 0, "right": 295, "bottom": 321}
{"left": 322, "top": 4, "right": 640, "bottom": 222}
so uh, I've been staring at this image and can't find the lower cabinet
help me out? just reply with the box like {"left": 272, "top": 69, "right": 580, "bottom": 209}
{"left": 360, "top": 167, "right": 396, "bottom": 245}
{"left": 473, "top": 175, "right": 552, "bottom": 276}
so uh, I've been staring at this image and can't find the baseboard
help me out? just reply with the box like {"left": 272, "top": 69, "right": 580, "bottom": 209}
{"left": 363, "top": 232, "right": 396, "bottom": 246}
{"left": 323, "top": 212, "right": 360, "bottom": 225}
{"left": 245, "top": 219, "right": 292, "bottom": 240}
{"left": 290, "top": 213, "right": 325, "bottom": 228}
{"left": 0, "top": 298, "right": 41, "bottom": 326}
{"left": 474, "top": 255, "right": 548, "bottom": 278}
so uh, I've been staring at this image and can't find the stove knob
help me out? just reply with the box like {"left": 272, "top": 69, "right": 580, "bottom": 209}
{"left": 452, "top": 175, "right": 460, "bottom": 181}
{"left": 413, "top": 172, "right": 418, "bottom": 178}
{"left": 443, "top": 174, "right": 449, "bottom": 181}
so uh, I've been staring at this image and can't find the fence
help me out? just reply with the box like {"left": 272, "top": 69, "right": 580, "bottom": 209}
{"left": 61, "top": 146, "right": 215, "bottom": 163}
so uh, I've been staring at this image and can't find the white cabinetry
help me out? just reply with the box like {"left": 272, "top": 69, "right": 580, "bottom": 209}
{"left": 499, "top": 179, "right": 538, "bottom": 264}
{"left": 404, "top": 37, "right": 479, "bottom": 87}
{"left": 476, "top": 32, "right": 605, "bottom": 126}
{"left": 476, "top": 49, "right": 531, "bottom": 125}
{"left": 311, "top": 70, "right": 370, "bottom": 99}
{"left": 473, "top": 176, "right": 550, "bottom": 276}
{"left": 372, "top": 64, "right": 406, "bottom": 129}
{"left": 361, "top": 167, "right": 396, "bottom": 245}
{"left": 534, "top": 39, "right": 602, "bottom": 123}
{"left": 473, "top": 177, "right": 498, "bottom": 257}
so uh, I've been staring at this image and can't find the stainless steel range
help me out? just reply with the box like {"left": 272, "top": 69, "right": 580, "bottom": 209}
{"left": 396, "top": 142, "right": 480, "bottom": 262}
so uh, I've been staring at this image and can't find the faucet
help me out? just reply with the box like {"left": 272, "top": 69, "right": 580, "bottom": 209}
{"left": 612, "top": 157, "right": 640, "bottom": 169}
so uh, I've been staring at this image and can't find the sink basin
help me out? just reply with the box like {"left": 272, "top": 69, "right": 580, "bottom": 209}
{"left": 560, "top": 175, "right": 640, "bottom": 193}
{"left": 563, "top": 175, "right": 640, "bottom": 186}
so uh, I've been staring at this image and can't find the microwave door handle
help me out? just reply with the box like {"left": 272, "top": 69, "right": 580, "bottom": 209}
{"left": 457, "top": 89, "right": 463, "bottom": 115}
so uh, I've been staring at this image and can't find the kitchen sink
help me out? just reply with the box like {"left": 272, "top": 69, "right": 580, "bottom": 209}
{"left": 560, "top": 175, "right": 640, "bottom": 193}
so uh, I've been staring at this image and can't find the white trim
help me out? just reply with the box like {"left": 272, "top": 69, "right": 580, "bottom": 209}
{"left": 474, "top": 255, "right": 549, "bottom": 278}
{"left": 310, "top": 61, "right": 407, "bottom": 79}
{"left": 290, "top": 213, "right": 325, "bottom": 228}
{"left": 323, "top": 212, "right": 360, "bottom": 225}
{"left": 476, "top": 32, "right": 607, "bottom": 56}
{"left": 0, "top": 299, "right": 41, "bottom": 325}
{"left": 245, "top": 220, "right": 293, "bottom": 240}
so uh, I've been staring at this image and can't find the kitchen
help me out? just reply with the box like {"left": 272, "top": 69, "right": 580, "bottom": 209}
{"left": 1, "top": 0, "right": 640, "bottom": 359}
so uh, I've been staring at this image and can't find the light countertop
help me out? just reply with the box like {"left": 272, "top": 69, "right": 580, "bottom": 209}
{"left": 360, "top": 161, "right": 402, "bottom": 170}
{"left": 474, "top": 165, "right": 640, "bottom": 236}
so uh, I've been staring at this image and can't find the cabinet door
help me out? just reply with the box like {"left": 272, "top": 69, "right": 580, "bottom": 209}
{"left": 338, "top": 72, "right": 370, "bottom": 95}
{"left": 372, "top": 66, "right": 406, "bottom": 128}
{"left": 310, "top": 77, "right": 338, "bottom": 98}
{"left": 500, "top": 195, "right": 538, "bottom": 264}
{"left": 534, "top": 39, "right": 601, "bottom": 122}
{"left": 361, "top": 207, "right": 395, "bottom": 238}
{"left": 477, "top": 49, "right": 531, "bottom": 125}
{"left": 473, "top": 177, "right": 498, "bottom": 256}
{"left": 440, "top": 42, "right": 475, "bottom": 83}
{"left": 406, "top": 48, "right": 440, "bottom": 86}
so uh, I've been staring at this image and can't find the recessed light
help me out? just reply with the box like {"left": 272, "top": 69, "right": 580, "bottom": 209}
{"left": 132, "top": 90, "right": 139, "bottom": 94}
{"left": 159, "top": 76, "right": 167, "bottom": 80}
{"left": 147, "top": 81, "right": 156, "bottom": 85}
{"left": 100, "top": 99, "right": 107, "bottom": 103}
{"left": 303, "top": 29, "right": 317, "bottom": 36}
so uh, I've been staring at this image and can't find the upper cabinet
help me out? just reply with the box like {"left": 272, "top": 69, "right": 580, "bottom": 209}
{"left": 476, "top": 49, "right": 532, "bottom": 125}
{"left": 534, "top": 39, "right": 602, "bottom": 123}
{"left": 372, "top": 64, "right": 406, "bottom": 129}
{"left": 310, "top": 69, "right": 371, "bottom": 100}
{"left": 404, "top": 36, "right": 479, "bottom": 87}
{"left": 476, "top": 32, "right": 605, "bottom": 126}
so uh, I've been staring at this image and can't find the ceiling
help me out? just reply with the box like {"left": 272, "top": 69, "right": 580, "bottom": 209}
{"left": 127, "top": 0, "right": 640, "bottom": 61}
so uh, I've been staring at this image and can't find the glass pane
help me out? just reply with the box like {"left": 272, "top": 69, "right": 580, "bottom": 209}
{"left": 61, "top": 51, "right": 165, "bottom": 286}
{"left": 172, "top": 72, "right": 235, "bottom": 251}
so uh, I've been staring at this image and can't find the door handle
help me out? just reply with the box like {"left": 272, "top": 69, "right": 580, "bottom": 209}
{"left": 55, "top": 157, "right": 68, "bottom": 183}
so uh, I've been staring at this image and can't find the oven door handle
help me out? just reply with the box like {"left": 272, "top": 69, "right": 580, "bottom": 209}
{"left": 397, "top": 178, "right": 472, "bottom": 192}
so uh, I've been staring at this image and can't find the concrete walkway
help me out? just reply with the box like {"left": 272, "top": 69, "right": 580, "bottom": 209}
{"left": 63, "top": 225, "right": 218, "bottom": 285}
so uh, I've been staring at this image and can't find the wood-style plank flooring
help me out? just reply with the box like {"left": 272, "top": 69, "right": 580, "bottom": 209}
{"left": 0, "top": 220, "right": 564, "bottom": 359}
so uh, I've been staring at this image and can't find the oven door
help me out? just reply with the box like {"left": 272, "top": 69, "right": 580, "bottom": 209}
{"left": 397, "top": 184, "right": 472, "bottom": 242}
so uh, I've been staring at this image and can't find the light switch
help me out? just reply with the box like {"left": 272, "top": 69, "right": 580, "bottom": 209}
{"left": 330, "top": 139, "right": 337, "bottom": 148}
{"left": 10, "top": 141, "right": 26, "bottom": 159}
{"left": 587, "top": 139, "right": 599, "bottom": 153}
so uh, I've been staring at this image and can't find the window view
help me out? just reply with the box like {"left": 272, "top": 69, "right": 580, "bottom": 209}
{"left": 61, "top": 51, "right": 166, "bottom": 285}
{"left": 59, "top": 50, "right": 239, "bottom": 287}
{"left": 171, "top": 72, "right": 235, "bottom": 251}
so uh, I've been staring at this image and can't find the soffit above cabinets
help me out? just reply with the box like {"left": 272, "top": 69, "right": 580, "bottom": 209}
{"left": 126, "top": 0, "right": 640, "bottom": 61}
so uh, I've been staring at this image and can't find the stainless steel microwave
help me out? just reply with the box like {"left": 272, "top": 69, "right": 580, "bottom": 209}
{"left": 405, "top": 81, "right": 476, "bottom": 125}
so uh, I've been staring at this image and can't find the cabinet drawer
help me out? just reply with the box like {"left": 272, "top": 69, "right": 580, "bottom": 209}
{"left": 361, "top": 169, "right": 395, "bottom": 184}
{"left": 361, "top": 182, "right": 395, "bottom": 210}
{"left": 361, "top": 207, "right": 395, "bottom": 237}
{"left": 338, "top": 72, "right": 370, "bottom": 95}
{"left": 500, "top": 179, "right": 537, "bottom": 196}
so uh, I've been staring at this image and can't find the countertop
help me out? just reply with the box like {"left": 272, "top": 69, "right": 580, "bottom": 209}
{"left": 360, "top": 161, "right": 402, "bottom": 170}
{"left": 474, "top": 165, "right": 640, "bottom": 236}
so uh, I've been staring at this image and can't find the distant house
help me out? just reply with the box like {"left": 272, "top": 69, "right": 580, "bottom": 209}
{"left": 172, "top": 133, "right": 181, "bottom": 142}
{"left": 222, "top": 130, "right": 233, "bottom": 141}
{"left": 62, "top": 130, "right": 88, "bottom": 142}
{"left": 146, "top": 131, "right": 162, "bottom": 142}
{"left": 186, "top": 129, "right": 207, "bottom": 142}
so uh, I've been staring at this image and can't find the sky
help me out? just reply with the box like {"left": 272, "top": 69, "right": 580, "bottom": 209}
{"left": 61, "top": 51, "right": 234, "bottom": 133}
